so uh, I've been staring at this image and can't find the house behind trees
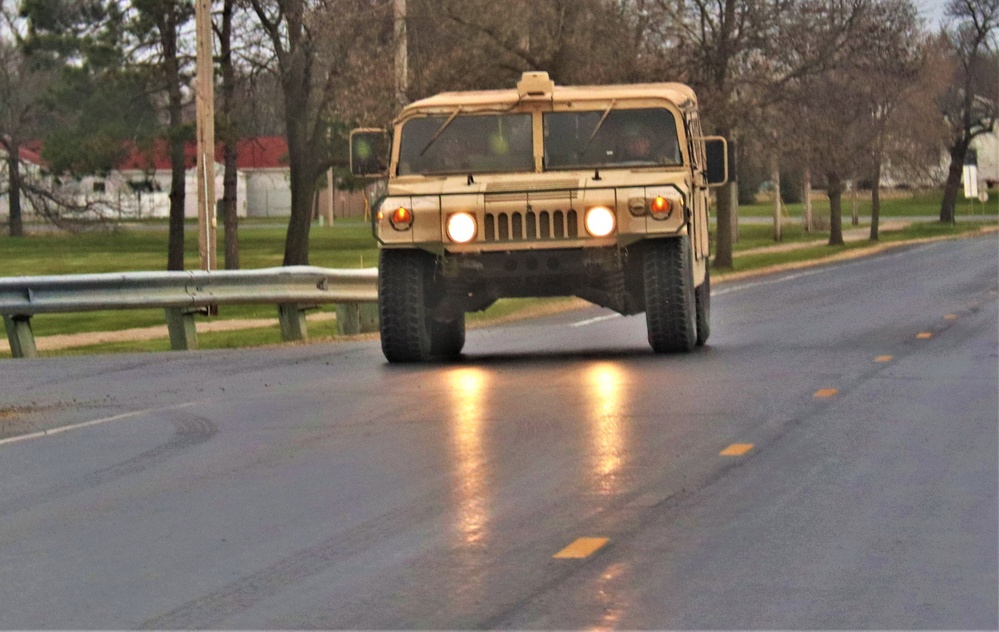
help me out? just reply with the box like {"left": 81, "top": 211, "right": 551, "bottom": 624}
{"left": 1, "top": 136, "right": 368, "bottom": 223}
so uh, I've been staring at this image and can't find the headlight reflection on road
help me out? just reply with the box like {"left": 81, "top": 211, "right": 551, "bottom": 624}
{"left": 445, "top": 367, "right": 491, "bottom": 547}
{"left": 593, "top": 563, "right": 628, "bottom": 631}
{"left": 585, "top": 362, "right": 628, "bottom": 495}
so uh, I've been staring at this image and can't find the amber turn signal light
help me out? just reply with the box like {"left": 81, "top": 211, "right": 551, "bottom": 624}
{"left": 650, "top": 196, "right": 672, "bottom": 220}
{"left": 389, "top": 206, "right": 413, "bottom": 230}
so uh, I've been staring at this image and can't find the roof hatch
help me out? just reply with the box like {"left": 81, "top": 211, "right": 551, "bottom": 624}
{"left": 517, "top": 72, "right": 555, "bottom": 100}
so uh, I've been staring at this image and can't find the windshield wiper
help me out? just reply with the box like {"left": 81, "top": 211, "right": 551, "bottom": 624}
{"left": 581, "top": 99, "right": 616, "bottom": 154}
{"left": 419, "top": 107, "right": 464, "bottom": 157}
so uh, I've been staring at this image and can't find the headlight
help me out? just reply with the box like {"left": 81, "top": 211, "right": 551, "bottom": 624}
{"left": 584, "top": 206, "right": 616, "bottom": 237}
{"left": 446, "top": 212, "right": 477, "bottom": 243}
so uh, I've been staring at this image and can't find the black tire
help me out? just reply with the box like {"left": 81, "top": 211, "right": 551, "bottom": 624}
{"left": 378, "top": 249, "right": 433, "bottom": 362}
{"left": 430, "top": 315, "right": 466, "bottom": 359}
{"left": 695, "top": 267, "right": 710, "bottom": 347}
{"left": 644, "top": 236, "right": 697, "bottom": 353}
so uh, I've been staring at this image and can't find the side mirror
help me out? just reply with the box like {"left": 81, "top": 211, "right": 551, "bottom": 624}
{"left": 702, "top": 137, "right": 729, "bottom": 187}
{"left": 350, "top": 129, "right": 389, "bottom": 177}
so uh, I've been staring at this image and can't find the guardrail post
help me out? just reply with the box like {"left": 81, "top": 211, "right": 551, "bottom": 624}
{"left": 165, "top": 308, "right": 199, "bottom": 351}
{"left": 3, "top": 315, "right": 38, "bottom": 359}
{"left": 336, "top": 303, "right": 380, "bottom": 335}
{"left": 277, "top": 304, "right": 309, "bottom": 342}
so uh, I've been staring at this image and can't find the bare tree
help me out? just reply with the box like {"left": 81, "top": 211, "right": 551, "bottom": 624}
{"left": 939, "top": 0, "right": 999, "bottom": 223}
{"left": 216, "top": 0, "right": 240, "bottom": 269}
{"left": 864, "top": 12, "right": 947, "bottom": 240}
{"left": 0, "top": 36, "right": 26, "bottom": 238}
{"left": 249, "top": 0, "right": 330, "bottom": 265}
{"left": 794, "top": 0, "right": 944, "bottom": 240}
{"left": 647, "top": 0, "right": 878, "bottom": 265}
{"left": 403, "top": 0, "right": 645, "bottom": 96}
{"left": 130, "top": 0, "right": 196, "bottom": 271}
{"left": 246, "top": 0, "right": 394, "bottom": 265}
{"left": 0, "top": 7, "right": 53, "bottom": 237}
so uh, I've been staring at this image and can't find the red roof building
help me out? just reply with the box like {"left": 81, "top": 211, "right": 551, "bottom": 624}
{"left": 116, "top": 136, "right": 289, "bottom": 172}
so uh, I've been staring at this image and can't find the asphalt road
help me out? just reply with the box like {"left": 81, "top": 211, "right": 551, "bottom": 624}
{"left": 0, "top": 235, "right": 996, "bottom": 629}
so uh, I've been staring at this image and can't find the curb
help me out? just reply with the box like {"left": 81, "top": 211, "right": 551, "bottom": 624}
{"left": 712, "top": 223, "right": 998, "bottom": 285}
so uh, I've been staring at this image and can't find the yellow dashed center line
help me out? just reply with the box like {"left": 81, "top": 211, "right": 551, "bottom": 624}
{"left": 554, "top": 537, "right": 609, "bottom": 559}
{"left": 814, "top": 388, "right": 839, "bottom": 398}
{"left": 874, "top": 355, "right": 893, "bottom": 363}
{"left": 720, "top": 443, "right": 754, "bottom": 456}
{"left": 945, "top": 314, "right": 959, "bottom": 321}
{"left": 916, "top": 332, "right": 933, "bottom": 339}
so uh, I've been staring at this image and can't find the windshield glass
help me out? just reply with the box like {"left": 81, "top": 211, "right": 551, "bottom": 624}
{"left": 398, "top": 113, "right": 534, "bottom": 175}
{"left": 544, "top": 108, "right": 682, "bottom": 169}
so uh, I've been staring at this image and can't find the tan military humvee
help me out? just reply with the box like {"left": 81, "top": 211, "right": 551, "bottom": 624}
{"left": 351, "top": 72, "right": 728, "bottom": 362}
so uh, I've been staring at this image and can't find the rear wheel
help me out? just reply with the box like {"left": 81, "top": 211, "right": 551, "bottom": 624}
{"left": 378, "top": 249, "right": 434, "bottom": 362}
{"left": 644, "top": 236, "right": 697, "bottom": 353}
{"left": 695, "top": 267, "right": 711, "bottom": 347}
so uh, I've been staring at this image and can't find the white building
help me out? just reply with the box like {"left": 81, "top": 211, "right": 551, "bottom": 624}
{"left": 971, "top": 129, "right": 999, "bottom": 188}
{"left": 1, "top": 136, "right": 297, "bottom": 221}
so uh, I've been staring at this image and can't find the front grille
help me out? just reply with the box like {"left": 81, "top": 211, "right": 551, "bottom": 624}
{"left": 483, "top": 179, "right": 580, "bottom": 202}
{"left": 483, "top": 209, "right": 579, "bottom": 242}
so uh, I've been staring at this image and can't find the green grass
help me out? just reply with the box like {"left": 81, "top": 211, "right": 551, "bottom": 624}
{"left": 740, "top": 187, "right": 999, "bottom": 219}
{"left": 723, "top": 222, "right": 825, "bottom": 251}
{"left": 720, "top": 221, "right": 994, "bottom": 273}
{"left": 2, "top": 220, "right": 378, "bottom": 276}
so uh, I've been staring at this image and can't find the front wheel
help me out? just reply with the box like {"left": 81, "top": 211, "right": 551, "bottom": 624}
{"left": 378, "top": 249, "right": 434, "bottom": 362}
{"left": 644, "top": 236, "right": 697, "bottom": 353}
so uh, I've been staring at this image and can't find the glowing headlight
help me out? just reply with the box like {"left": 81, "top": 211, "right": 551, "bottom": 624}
{"left": 446, "top": 212, "right": 477, "bottom": 243}
{"left": 584, "top": 206, "right": 616, "bottom": 237}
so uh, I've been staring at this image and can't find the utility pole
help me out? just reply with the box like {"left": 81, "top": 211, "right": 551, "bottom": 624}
{"left": 394, "top": 0, "right": 408, "bottom": 107}
{"left": 195, "top": 0, "right": 217, "bottom": 272}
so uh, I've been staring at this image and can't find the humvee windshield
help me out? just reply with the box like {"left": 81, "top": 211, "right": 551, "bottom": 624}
{"left": 398, "top": 113, "right": 534, "bottom": 175}
{"left": 396, "top": 108, "right": 682, "bottom": 176}
{"left": 544, "top": 108, "right": 681, "bottom": 169}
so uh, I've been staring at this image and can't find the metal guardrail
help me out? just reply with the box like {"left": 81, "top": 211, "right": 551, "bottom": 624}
{"left": 1, "top": 266, "right": 379, "bottom": 359}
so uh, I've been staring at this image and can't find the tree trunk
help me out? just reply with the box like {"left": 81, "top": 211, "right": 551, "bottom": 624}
{"left": 163, "top": 10, "right": 186, "bottom": 271}
{"left": 282, "top": 99, "right": 316, "bottom": 266}
{"left": 803, "top": 166, "right": 813, "bottom": 232}
{"left": 850, "top": 178, "right": 859, "bottom": 226}
{"left": 771, "top": 153, "right": 781, "bottom": 242}
{"left": 222, "top": 144, "right": 239, "bottom": 270}
{"left": 940, "top": 140, "right": 969, "bottom": 224}
{"left": 714, "top": 182, "right": 734, "bottom": 268}
{"left": 260, "top": 4, "right": 321, "bottom": 268}
{"left": 283, "top": 164, "right": 316, "bottom": 266}
{"left": 167, "top": 132, "right": 186, "bottom": 270}
{"left": 870, "top": 153, "right": 882, "bottom": 241}
{"left": 827, "top": 171, "right": 844, "bottom": 246}
{"left": 712, "top": 126, "right": 736, "bottom": 268}
{"left": 5, "top": 141, "right": 23, "bottom": 237}
{"left": 220, "top": 0, "right": 240, "bottom": 270}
